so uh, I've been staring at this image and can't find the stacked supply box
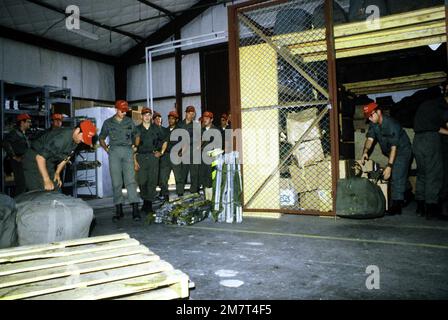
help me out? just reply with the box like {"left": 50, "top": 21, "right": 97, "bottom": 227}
{"left": 286, "top": 107, "right": 331, "bottom": 212}
{"left": 289, "top": 160, "right": 332, "bottom": 212}
{"left": 287, "top": 107, "right": 325, "bottom": 168}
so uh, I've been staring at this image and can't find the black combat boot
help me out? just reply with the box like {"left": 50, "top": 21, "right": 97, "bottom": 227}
{"left": 140, "top": 200, "right": 149, "bottom": 212}
{"left": 416, "top": 200, "right": 425, "bottom": 217}
{"left": 112, "top": 204, "right": 124, "bottom": 222}
{"left": 403, "top": 189, "right": 414, "bottom": 208}
{"left": 425, "top": 203, "right": 441, "bottom": 220}
{"left": 132, "top": 203, "right": 141, "bottom": 221}
{"left": 147, "top": 201, "right": 154, "bottom": 213}
{"left": 386, "top": 200, "right": 402, "bottom": 216}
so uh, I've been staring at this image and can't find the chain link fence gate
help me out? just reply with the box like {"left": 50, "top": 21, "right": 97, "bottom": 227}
{"left": 229, "top": 0, "right": 339, "bottom": 215}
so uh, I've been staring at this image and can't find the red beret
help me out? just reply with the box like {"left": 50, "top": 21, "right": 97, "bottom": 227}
{"left": 168, "top": 111, "right": 179, "bottom": 119}
{"left": 203, "top": 111, "right": 214, "bottom": 119}
{"left": 185, "top": 105, "right": 196, "bottom": 113}
{"left": 115, "top": 100, "right": 129, "bottom": 112}
{"left": 80, "top": 120, "right": 97, "bottom": 146}
{"left": 51, "top": 113, "right": 63, "bottom": 121}
{"left": 153, "top": 112, "right": 161, "bottom": 119}
{"left": 363, "top": 102, "right": 378, "bottom": 119}
{"left": 16, "top": 113, "right": 31, "bottom": 122}
{"left": 141, "top": 107, "right": 152, "bottom": 115}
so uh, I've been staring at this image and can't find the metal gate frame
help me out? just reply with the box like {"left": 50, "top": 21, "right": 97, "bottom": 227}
{"left": 228, "top": 0, "right": 339, "bottom": 216}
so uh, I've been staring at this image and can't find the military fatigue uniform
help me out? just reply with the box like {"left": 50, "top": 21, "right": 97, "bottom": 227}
{"left": 219, "top": 124, "right": 231, "bottom": 152}
{"left": 135, "top": 123, "right": 164, "bottom": 202}
{"left": 178, "top": 119, "right": 200, "bottom": 193}
{"left": 413, "top": 97, "right": 448, "bottom": 205}
{"left": 367, "top": 115, "right": 412, "bottom": 201}
{"left": 22, "top": 128, "right": 77, "bottom": 191}
{"left": 99, "top": 116, "right": 140, "bottom": 205}
{"left": 159, "top": 125, "right": 185, "bottom": 196}
{"left": 3, "top": 128, "right": 30, "bottom": 195}
{"left": 200, "top": 125, "right": 222, "bottom": 189}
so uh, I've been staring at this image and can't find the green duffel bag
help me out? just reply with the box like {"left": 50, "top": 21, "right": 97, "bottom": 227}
{"left": 0, "top": 193, "right": 18, "bottom": 248}
{"left": 336, "top": 177, "right": 385, "bottom": 219}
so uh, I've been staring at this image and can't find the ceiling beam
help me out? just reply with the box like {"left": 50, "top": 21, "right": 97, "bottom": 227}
{"left": 137, "top": 0, "right": 176, "bottom": 20}
{"left": 121, "top": 0, "right": 218, "bottom": 65}
{"left": 24, "top": 0, "right": 143, "bottom": 42}
{"left": 0, "top": 25, "right": 118, "bottom": 65}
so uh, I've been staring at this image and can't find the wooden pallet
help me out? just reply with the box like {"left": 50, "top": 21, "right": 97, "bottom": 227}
{"left": 266, "top": 5, "right": 446, "bottom": 62}
{"left": 0, "top": 233, "right": 190, "bottom": 300}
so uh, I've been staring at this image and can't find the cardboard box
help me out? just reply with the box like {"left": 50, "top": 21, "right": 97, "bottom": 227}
{"left": 73, "top": 99, "right": 95, "bottom": 110}
{"left": 293, "top": 139, "right": 325, "bottom": 167}
{"left": 376, "top": 181, "right": 389, "bottom": 211}
{"left": 287, "top": 107, "right": 321, "bottom": 144}
{"left": 298, "top": 189, "right": 333, "bottom": 212}
{"left": 353, "top": 119, "right": 368, "bottom": 131}
{"left": 289, "top": 160, "right": 332, "bottom": 193}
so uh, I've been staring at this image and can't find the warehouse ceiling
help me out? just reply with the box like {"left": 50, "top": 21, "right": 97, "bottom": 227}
{"left": 0, "top": 0, "right": 231, "bottom": 62}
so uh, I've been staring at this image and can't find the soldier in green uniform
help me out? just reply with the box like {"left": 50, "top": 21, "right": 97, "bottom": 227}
{"left": 51, "top": 113, "right": 64, "bottom": 130}
{"left": 219, "top": 113, "right": 231, "bottom": 152}
{"left": 159, "top": 111, "right": 184, "bottom": 200}
{"left": 200, "top": 111, "right": 222, "bottom": 200}
{"left": 153, "top": 111, "right": 162, "bottom": 128}
{"left": 2, "top": 113, "right": 32, "bottom": 196}
{"left": 413, "top": 94, "right": 448, "bottom": 219}
{"left": 134, "top": 107, "right": 167, "bottom": 213}
{"left": 99, "top": 100, "right": 141, "bottom": 222}
{"left": 178, "top": 105, "right": 201, "bottom": 194}
{"left": 361, "top": 102, "right": 412, "bottom": 215}
{"left": 22, "top": 120, "right": 96, "bottom": 192}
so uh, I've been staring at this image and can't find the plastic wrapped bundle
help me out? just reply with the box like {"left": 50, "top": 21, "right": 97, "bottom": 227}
{"left": 154, "top": 194, "right": 211, "bottom": 226}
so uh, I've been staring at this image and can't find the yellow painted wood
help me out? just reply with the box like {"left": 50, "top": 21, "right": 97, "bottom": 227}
{"left": 300, "top": 35, "right": 446, "bottom": 62}
{"left": 0, "top": 245, "right": 152, "bottom": 276}
{"left": 272, "top": 5, "right": 445, "bottom": 46}
{"left": 350, "top": 79, "right": 445, "bottom": 94}
{"left": 239, "top": 43, "right": 278, "bottom": 109}
{"left": 114, "top": 285, "right": 183, "bottom": 300}
{"left": 0, "top": 253, "right": 159, "bottom": 289}
{"left": 0, "top": 238, "right": 142, "bottom": 264}
{"left": 239, "top": 13, "right": 329, "bottom": 99}
{"left": 27, "top": 269, "right": 189, "bottom": 300}
{"left": 289, "top": 21, "right": 445, "bottom": 56}
{"left": 266, "top": 6, "right": 446, "bottom": 62}
{"left": 0, "top": 233, "right": 130, "bottom": 259}
{"left": 243, "top": 212, "right": 283, "bottom": 219}
{"left": 344, "top": 72, "right": 446, "bottom": 89}
{"left": 0, "top": 260, "right": 173, "bottom": 300}
{"left": 241, "top": 109, "right": 280, "bottom": 209}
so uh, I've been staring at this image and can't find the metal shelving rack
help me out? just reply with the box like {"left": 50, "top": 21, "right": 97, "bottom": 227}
{"left": 0, "top": 80, "right": 74, "bottom": 195}
{"left": 73, "top": 116, "right": 98, "bottom": 199}
{"left": 44, "top": 86, "right": 75, "bottom": 196}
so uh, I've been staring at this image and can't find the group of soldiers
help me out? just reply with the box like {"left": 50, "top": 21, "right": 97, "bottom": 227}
{"left": 98, "top": 100, "right": 230, "bottom": 222}
{"left": 2, "top": 100, "right": 231, "bottom": 223}
{"left": 361, "top": 83, "right": 448, "bottom": 218}
{"left": 6, "top": 87, "right": 447, "bottom": 221}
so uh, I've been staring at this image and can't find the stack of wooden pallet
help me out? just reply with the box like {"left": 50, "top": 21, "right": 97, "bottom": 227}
{"left": 0, "top": 233, "right": 190, "bottom": 300}
{"left": 272, "top": 5, "right": 446, "bottom": 62}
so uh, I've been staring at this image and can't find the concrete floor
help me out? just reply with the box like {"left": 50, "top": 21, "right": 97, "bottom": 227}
{"left": 88, "top": 198, "right": 448, "bottom": 300}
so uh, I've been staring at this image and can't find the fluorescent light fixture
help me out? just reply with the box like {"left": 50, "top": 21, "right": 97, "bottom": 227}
{"left": 67, "top": 28, "right": 99, "bottom": 41}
